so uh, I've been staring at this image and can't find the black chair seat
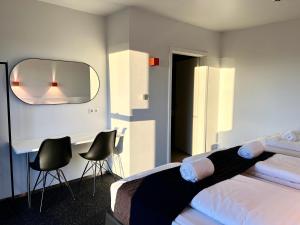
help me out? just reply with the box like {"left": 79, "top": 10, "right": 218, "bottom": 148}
{"left": 79, "top": 152, "right": 102, "bottom": 161}
{"left": 29, "top": 161, "right": 68, "bottom": 171}
{"left": 29, "top": 161, "right": 43, "bottom": 171}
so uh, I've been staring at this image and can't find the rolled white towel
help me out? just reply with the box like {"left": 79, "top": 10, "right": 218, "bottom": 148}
{"left": 180, "top": 158, "right": 215, "bottom": 183}
{"left": 281, "top": 130, "right": 298, "bottom": 142}
{"left": 238, "top": 141, "right": 264, "bottom": 159}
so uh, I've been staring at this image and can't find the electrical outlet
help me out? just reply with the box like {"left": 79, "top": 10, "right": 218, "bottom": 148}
{"left": 88, "top": 108, "right": 99, "bottom": 114}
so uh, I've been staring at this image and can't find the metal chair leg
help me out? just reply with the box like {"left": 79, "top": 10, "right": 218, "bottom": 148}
{"left": 99, "top": 161, "right": 103, "bottom": 177}
{"left": 79, "top": 161, "right": 95, "bottom": 193}
{"left": 93, "top": 162, "right": 96, "bottom": 197}
{"left": 27, "top": 155, "right": 31, "bottom": 208}
{"left": 79, "top": 161, "right": 90, "bottom": 184}
{"left": 48, "top": 173, "right": 56, "bottom": 186}
{"left": 59, "top": 169, "right": 75, "bottom": 200}
{"left": 32, "top": 171, "right": 42, "bottom": 193}
{"left": 112, "top": 155, "right": 117, "bottom": 176}
{"left": 117, "top": 154, "right": 125, "bottom": 178}
{"left": 96, "top": 161, "right": 101, "bottom": 176}
{"left": 105, "top": 160, "right": 117, "bottom": 181}
{"left": 96, "top": 161, "right": 104, "bottom": 177}
{"left": 40, "top": 171, "right": 48, "bottom": 213}
{"left": 56, "top": 170, "right": 63, "bottom": 190}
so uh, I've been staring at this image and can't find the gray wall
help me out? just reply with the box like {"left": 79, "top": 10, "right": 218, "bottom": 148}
{"left": 220, "top": 18, "right": 300, "bottom": 148}
{"left": 0, "top": 65, "right": 10, "bottom": 198}
{"left": 0, "top": 0, "right": 107, "bottom": 199}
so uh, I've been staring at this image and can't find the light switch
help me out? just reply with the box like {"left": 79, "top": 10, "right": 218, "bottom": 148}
{"left": 143, "top": 94, "right": 149, "bottom": 100}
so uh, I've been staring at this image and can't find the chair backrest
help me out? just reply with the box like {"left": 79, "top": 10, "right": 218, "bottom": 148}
{"left": 85, "top": 130, "right": 117, "bottom": 161}
{"left": 115, "top": 128, "right": 127, "bottom": 154}
{"left": 35, "top": 136, "right": 72, "bottom": 171}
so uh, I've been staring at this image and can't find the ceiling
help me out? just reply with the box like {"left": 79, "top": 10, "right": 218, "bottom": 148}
{"left": 37, "top": 0, "right": 300, "bottom": 31}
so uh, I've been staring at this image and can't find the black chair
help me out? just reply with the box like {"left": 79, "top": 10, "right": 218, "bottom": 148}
{"left": 112, "top": 128, "right": 127, "bottom": 178}
{"left": 30, "top": 136, "right": 75, "bottom": 212}
{"left": 79, "top": 130, "right": 116, "bottom": 196}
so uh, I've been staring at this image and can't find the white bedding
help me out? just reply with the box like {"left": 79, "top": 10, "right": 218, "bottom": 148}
{"left": 191, "top": 175, "right": 300, "bottom": 225}
{"left": 246, "top": 170, "right": 300, "bottom": 190}
{"left": 251, "top": 154, "right": 300, "bottom": 186}
{"left": 264, "top": 144, "right": 300, "bottom": 158}
{"left": 264, "top": 135, "right": 300, "bottom": 152}
{"left": 172, "top": 207, "right": 221, "bottom": 225}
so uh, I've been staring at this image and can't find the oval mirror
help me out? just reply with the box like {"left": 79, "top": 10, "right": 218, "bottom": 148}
{"left": 10, "top": 59, "right": 100, "bottom": 105}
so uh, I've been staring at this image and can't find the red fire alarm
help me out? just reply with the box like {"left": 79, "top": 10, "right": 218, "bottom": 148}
{"left": 149, "top": 57, "right": 159, "bottom": 67}
{"left": 12, "top": 81, "right": 20, "bottom": 86}
{"left": 51, "top": 81, "right": 58, "bottom": 87}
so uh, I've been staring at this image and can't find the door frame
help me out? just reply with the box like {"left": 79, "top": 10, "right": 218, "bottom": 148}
{"left": 167, "top": 48, "right": 207, "bottom": 163}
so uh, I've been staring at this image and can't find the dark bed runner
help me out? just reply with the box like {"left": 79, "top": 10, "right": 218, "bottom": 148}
{"left": 114, "top": 146, "right": 274, "bottom": 225}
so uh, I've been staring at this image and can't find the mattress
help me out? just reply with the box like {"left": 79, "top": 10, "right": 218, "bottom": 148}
{"left": 263, "top": 136, "right": 300, "bottom": 157}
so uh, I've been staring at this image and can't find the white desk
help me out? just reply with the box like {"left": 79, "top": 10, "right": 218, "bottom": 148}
{"left": 12, "top": 133, "right": 97, "bottom": 154}
{"left": 13, "top": 132, "right": 123, "bottom": 154}
{"left": 12, "top": 131, "right": 122, "bottom": 208}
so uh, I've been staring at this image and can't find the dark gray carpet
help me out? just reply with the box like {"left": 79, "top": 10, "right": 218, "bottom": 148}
{"left": 0, "top": 174, "right": 117, "bottom": 225}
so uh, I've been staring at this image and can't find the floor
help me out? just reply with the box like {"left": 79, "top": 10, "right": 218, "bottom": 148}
{"left": 0, "top": 174, "right": 117, "bottom": 225}
{"left": 171, "top": 150, "right": 191, "bottom": 162}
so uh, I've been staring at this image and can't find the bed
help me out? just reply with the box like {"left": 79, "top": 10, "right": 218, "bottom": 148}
{"left": 106, "top": 146, "right": 300, "bottom": 225}
{"left": 262, "top": 134, "right": 300, "bottom": 158}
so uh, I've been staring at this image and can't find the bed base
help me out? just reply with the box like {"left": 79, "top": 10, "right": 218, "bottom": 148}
{"left": 105, "top": 211, "right": 124, "bottom": 225}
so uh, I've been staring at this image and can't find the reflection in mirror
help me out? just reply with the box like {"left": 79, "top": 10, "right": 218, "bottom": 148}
{"left": 10, "top": 59, "right": 100, "bottom": 105}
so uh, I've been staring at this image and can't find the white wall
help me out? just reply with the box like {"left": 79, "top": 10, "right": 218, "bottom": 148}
{"left": 106, "top": 7, "right": 221, "bottom": 175}
{"left": 129, "top": 8, "right": 221, "bottom": 166}
{"left": 0, "top": 0, "right": 107, "bottom": 199}
{"left": 220, "top": 18, "right": 300, "bottom": 148}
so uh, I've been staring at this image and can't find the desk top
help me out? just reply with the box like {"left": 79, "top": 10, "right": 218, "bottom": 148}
{"left": 12, "top": 131, "right": 123, "bottom": 154}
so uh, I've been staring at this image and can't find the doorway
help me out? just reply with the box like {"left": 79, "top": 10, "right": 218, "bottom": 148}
{"left": 170, "top": 53, "right": 208, "bottom": 162}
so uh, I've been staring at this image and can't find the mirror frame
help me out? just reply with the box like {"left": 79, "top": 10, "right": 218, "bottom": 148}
{"left": 10, "top": 58, "right": 100, "bottom": 105}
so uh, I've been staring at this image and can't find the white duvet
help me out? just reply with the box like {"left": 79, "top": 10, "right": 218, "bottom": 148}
{"left": 252, "top": 154, "right": 300, "bottom": 186}
{"left": 191, "top": 175, "right": 300, "bottom": 225}
{"left": 265, "top": 136, "right": 300, "bottom": 152}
